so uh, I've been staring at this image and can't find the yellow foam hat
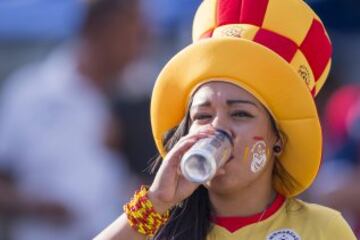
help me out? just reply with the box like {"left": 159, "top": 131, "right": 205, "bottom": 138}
{"left": 193, "top": 0, "right": 332, "bottom": 95}
{"left": 151, "top": 0, "right": 332, "bottom": 197}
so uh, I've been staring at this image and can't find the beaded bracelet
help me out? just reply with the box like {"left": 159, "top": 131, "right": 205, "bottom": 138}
{"left": 123, "top": 185, "right": 170, "bottom": 237}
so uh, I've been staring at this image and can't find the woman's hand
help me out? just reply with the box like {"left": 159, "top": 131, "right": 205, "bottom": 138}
{"left": 94, "top": 125, "right": 221, "bottom": 240}
{"left": 148, "top": 125, "right": 215, "bottom": 214}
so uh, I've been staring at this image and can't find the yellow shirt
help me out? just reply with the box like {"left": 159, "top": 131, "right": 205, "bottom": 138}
{"left": 207, "top": 198, "right": 356, "bottom": 240}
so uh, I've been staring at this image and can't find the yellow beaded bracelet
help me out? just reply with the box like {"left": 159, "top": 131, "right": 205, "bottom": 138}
{"left": 123, "top": 185, "right": 170, "bottom": 237}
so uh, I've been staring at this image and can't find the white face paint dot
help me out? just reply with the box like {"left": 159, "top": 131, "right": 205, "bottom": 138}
{"left": 250, "top": 140, "right": 267, "bottom": 173}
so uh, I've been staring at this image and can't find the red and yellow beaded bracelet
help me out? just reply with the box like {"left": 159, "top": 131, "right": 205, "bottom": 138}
{"left": 123, "top": 185, "right": 170, "bottom": 237}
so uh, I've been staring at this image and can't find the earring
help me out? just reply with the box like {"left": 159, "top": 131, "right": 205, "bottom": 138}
{"left": 273, "top": 145, "right": 282, "bottom": 153}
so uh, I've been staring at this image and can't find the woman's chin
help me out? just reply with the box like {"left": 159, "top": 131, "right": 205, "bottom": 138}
{"left": 205, "top": 171, "right": 252, "bottom": 195}
{"left": 205, "top": 175, "right": 237, "bottom": 194}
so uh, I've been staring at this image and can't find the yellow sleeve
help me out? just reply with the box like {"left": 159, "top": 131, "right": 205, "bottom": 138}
{"left": 325, "top": 213, "right": 357, "bottom": 240}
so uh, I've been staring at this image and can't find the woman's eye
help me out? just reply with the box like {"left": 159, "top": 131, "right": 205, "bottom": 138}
{"left": 231, "top": 111, "right": 254, "bottom": 118}
{"left": 193, "top": 114, "right": 212, "bottom": 121}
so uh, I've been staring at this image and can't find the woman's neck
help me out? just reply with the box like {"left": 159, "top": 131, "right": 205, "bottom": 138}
{"left": 208, "top": 174, "right": 276, "bottom": 217}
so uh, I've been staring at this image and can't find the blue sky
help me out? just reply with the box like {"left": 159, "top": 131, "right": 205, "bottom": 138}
{"left": 0, "top": 0, "right": 85, "bottom": 40}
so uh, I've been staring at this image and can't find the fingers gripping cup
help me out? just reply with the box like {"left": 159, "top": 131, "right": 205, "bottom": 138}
{"left": 180, "top": 130, "right": 233, "bottom": 183}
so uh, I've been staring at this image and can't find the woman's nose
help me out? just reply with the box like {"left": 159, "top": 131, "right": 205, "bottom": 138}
{"left": 211, "top": 115, "right": 224, "bottom": 128}
{"left": 211, "top": 115, "right": 233, "bottom": 137}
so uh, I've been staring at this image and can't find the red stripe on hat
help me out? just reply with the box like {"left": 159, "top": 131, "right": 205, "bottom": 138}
{"left": 200, "top": 29, "right": 214, "bottom": 39}
{"left": 311, "top": 86, "right": 316, "bottom": 96}
{"left": 217, "top": 0, "right": 242, "bottom": 26}
{"left": 240, "top": 0, "right": 269, "bottom": 26}
{"left": 254, "top": 29, "right": 298, "bottom": 62}
{"left": 300, "top": 19, "right": 332, "bottom": 81}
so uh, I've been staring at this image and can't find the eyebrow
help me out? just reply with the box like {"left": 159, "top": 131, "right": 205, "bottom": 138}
{"left": 191, "top": 99, "right": 259, "bottom": 109}
{"left": 226, "top": 99, "right": 259, "bottom": 108}
{"left": 191, "top": 101, "right": 211, "bottom": 109}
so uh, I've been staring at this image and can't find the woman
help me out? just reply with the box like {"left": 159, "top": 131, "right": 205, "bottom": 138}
{"left": 95, "top": 0, "right": 356, "bottom": 239}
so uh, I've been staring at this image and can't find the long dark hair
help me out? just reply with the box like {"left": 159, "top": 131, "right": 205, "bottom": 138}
{"left": 149, "top": 108, "right": 213, "bottom": 240}
{"left": 149, "top": 99, "right": 299, "bottom": 240}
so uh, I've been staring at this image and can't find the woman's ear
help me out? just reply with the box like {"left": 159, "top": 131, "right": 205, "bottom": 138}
{"left": 272, "top": 136, "right": 284, "bottom": 157}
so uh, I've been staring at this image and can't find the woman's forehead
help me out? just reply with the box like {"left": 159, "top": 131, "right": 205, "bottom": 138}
{"left": 191, "top": 81, "right": 258, "bottom": 104}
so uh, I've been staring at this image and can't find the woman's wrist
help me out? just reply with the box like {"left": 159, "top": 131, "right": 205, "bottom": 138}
{"left": 123, "top": 185, "right": 170, "bottom": 237}
{"left": 147, "top": 189, "right": 174, "bottom": 215}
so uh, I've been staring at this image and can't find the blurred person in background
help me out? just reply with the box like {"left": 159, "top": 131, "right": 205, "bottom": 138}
{"left": 112, "top": 0, "right": 201, "bottom": 185}
{"left": 309, "top": 84, "right": 360, "bottom": 237}
{"left": 0, "top": 0, "right": 141, "bottom": 239}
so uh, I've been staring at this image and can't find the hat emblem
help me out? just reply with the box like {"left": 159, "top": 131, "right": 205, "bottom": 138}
{"left": 298, "top": 65, "right": 311, "bottom": 86}
{"left": 220, "top": 27, "right": 243, "bottom": 38}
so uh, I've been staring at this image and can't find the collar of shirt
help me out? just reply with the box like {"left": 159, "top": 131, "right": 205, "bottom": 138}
{"left": 212, "top": 193, "right": 285, "bottom": 233}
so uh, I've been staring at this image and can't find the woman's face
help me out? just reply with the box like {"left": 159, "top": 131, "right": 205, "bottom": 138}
{"left": 188, "top": 81, "right": 279, "bottom": 194}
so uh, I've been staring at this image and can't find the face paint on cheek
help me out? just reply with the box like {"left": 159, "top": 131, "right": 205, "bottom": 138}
{"left": 253, "top": 136, "right": 264, "bottom": 141}
{"left": 250, "top": 140, "right": 267, "bottom": 173}
{"left": 242, "top": 146, "right": 249, "bottom": 162}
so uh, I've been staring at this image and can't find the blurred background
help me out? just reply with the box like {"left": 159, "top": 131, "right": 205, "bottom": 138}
{"left": 0, "top": 0, "right": 359, "bottom": 239}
